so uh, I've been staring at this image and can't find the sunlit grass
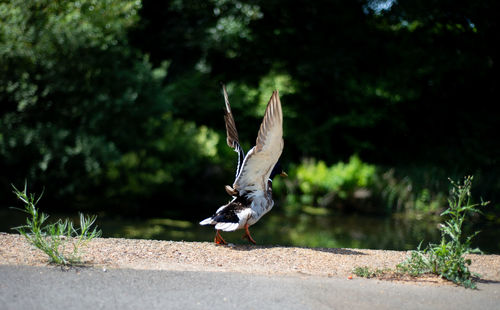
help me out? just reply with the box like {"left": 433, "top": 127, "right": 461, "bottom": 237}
{"left": 11, "top": 183, "right": 101, "bottom": 266}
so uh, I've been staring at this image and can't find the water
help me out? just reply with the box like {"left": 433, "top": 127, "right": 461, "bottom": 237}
{"left": 1, "top": 208, "right": 498, "bottom": 254}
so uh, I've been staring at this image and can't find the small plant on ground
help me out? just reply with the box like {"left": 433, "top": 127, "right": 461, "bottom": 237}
{"left": 11, "top": 183, "right": 102, "bottom": 266}
{"left": 397, "top": 176, "right": 489, "bottom": 288}
{"left": 352, "top": 266, "right": 390, "bottom": 278}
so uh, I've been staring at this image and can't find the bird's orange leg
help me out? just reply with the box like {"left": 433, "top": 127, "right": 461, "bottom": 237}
{"left": 242, "top": 224, "right": 256, "bottom": 244}
{"left": 214, "top": 230, "right": 227, "bottom": 245}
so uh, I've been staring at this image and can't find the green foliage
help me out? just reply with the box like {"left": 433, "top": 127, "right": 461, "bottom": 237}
{"left": 11, "top": 183, "right": 101, "bottom": 265}
{"left": 296, "top": 155, "right": 375, "bottom": 199}
{"left": 352, "top": 266, "right": 389, "bottom": 278}
{"left": 0, "top": 0, "right": 149, "bottom": 196}
{"left": 0, "top": 0, "right": 224, "bottom": 213}
{"left": 284, "top": 155, "right": 376, "bottom": 212}
{"left": 1, "top": 0, "right": 499, "bottom": 217}
{"left": 134, "top": 0, "right": 500, "bottom": 200}
{"left": 397, "top": 176, "right": 489, "bottom": 288}
{"left": 275, "top": 156, "right": 447, "bottom": 215}
{"left": 102, "top": 114, "right": 223, "bottom": 211}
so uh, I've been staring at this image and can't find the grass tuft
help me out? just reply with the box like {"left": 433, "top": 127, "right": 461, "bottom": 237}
{"left": 11, "top": 182, "right": 102, "bottom": 266}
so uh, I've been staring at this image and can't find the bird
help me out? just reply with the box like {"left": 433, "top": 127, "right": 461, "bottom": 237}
{"left": 199, "top": 84, "right": 286, "bottom": 245}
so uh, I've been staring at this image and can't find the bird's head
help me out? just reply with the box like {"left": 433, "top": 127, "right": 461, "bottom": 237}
{"left": 270, "top": 162, "right": 288, "bottom": 180}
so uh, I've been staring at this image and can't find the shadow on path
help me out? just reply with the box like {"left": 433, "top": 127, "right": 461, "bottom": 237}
{"left": 230, "top": 244, "right": 366, "bottom": 255}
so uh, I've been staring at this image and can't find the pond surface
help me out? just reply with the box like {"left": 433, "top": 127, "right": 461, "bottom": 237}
{"left": 1, "top": 208, "right": 499, "bottom": 254}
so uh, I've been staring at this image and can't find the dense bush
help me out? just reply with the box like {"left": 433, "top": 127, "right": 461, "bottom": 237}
{"left": 274, "top": 156, "right": 448, "bottom": 215}
{"left": 0, "top": 0, "right": 149, "bottom": 199}
{"left": 294, "top": 155, "right": 375, "bottom": 209}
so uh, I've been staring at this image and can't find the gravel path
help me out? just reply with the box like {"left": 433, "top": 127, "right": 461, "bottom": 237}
{"left": 1, "top": 233, "right": 499, "bottom": 284}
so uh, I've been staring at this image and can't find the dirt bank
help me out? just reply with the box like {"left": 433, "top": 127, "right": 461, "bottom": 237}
{"left": 1, "top": 233, "right": 499, "bottom": 284}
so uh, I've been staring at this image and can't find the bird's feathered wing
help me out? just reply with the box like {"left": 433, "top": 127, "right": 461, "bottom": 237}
{"left": 199, "top": 89, "right": 283, "bottom": 231}
{"left": 233, "top": 90, "right": 284, "bottom": 194}
{"left": 222, "top": 85, "right": 245, "bottom": 179}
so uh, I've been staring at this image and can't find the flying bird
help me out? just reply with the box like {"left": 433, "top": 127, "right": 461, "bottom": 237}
{"left": 199, "top": 85, "right": 286, "bottom": 245}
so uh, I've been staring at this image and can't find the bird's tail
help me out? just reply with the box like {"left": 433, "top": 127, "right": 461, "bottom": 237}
{"left": 199, "top": 217, "right": 215, "bottom": 225}
{"left": 214, "top": 222, "right": 239, "bottom": 231}
{"left": 199, "top": 217, "right": 239, "bottom": 231}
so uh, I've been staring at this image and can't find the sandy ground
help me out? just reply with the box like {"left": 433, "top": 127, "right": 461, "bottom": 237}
{"left": 1, "top": 233, "right": 499, "bottom": 284}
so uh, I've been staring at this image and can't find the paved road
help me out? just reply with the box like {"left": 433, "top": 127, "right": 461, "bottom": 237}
{"left": 0, "top": 265, "right": 499, "bottom": 310}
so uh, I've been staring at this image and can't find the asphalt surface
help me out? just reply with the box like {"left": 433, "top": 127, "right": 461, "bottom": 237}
{"left": 0, "top": 265, "right": 499, "bottom": 310}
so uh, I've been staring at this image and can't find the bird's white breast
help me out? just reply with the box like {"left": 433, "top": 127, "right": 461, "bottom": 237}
{"left": 245, "top": 191, "right": 274, "bottom": 226}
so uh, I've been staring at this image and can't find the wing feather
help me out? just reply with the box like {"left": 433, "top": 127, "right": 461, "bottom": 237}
{"left": 233, "top": 90, "right": 284, "bottom": 193}
{"left": 222, "top": 84, "right": 245, "bottom": 178}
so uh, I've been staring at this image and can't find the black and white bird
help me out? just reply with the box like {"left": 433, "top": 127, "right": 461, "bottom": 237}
{"left": 199, "top": 85, "right": 286, "bottom": 244}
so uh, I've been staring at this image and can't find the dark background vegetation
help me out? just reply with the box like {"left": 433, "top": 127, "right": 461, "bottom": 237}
{"left": 1, "top": 0, "right": 498, "bottom": 223}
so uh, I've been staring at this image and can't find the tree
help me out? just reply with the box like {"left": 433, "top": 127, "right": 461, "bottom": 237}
{"left": 0, "top": 0, "right": 222, "bottom": 213}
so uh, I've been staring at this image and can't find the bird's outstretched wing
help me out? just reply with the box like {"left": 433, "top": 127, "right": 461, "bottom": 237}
{"left": 233, "top": 90, "right": 284, "bottom": 194}
{"left": 222, "top": 84, "right": 245, "bottom": 179}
